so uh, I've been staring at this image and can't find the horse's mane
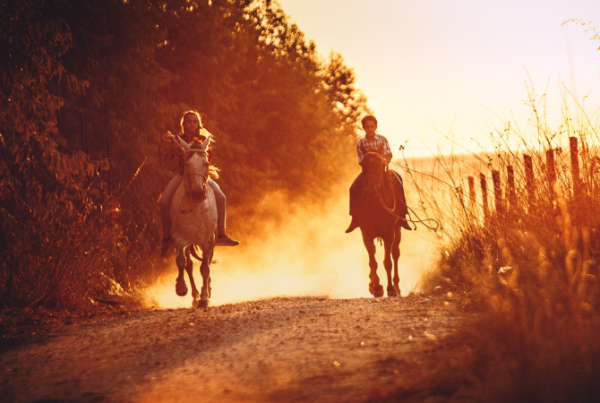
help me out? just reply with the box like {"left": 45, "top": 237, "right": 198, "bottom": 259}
{"left": 208, "top": 166, "right": 220, "bottom": 180}
{"left": 363, "top": 152, "right": 386, "bottom": 165}
{"left": 362, "top": 152, "right": 387, "bottom": 176}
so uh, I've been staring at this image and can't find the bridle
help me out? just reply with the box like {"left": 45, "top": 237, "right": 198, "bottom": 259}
{"left": 184, "top": 148, "right": 210, "bottom": 193}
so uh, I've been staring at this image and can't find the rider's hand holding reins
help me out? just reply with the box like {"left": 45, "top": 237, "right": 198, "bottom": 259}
{"left": 162, "top": 131, "right": 185, "bottom": 156}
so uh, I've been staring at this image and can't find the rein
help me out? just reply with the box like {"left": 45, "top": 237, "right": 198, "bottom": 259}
{"left": 185, "top": 149, "right": 207, "bottom": 154}
{"left": 364, "top": 174, "right": 401, "bottom": 219}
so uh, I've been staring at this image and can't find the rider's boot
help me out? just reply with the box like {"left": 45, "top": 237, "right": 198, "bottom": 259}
{"left": 399, "top": 215, "right": 412, "bottom": 231}
{"left": 345, "top": 215, "right": 360, "bottom": 233}
{"left": 216, "top": 226, "right": 240, "bottom": 246}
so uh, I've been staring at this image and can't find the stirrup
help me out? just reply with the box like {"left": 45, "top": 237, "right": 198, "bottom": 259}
{"left": 399, "top": 218, "right": 412, "bottom": 231}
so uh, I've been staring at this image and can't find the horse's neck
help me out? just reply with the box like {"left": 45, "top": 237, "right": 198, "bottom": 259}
{"left": 174, "top": 179, "right": 214, "bottom": 203}
{"left": 378, "top": 173, "right": 394, "bottom": 206}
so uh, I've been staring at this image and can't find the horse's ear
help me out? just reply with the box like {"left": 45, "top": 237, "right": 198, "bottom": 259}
{"left": 177, "top": 136, "right": 191, "bottom": 151}
{"left": 201, "top": 135, "right": 212, "bottom": 151}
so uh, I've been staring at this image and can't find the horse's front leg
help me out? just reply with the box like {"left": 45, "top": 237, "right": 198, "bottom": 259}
{"left": 383, "top": 235, "right": 396, "bottom": 297}
{"left": 175, "top": 246, "right": 188, "bottom": 297}
{"left": 198, "top": 245, "right": 214, "bottom": 308}
{"left": 362, "top": 232, "right": 383, "bottom": 297}
{"left": 184, "top": 246, "right": 200, "bottom": 301}
{"left": 391, "top": 226, "right": 401, "bottom": 296}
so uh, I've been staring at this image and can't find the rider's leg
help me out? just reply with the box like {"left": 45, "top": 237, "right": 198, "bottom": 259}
{"left": 346, "top": 173, "right": 364, "bottom": 233}
{"left": 159, "top": 174, "right": 184, "bottom": 256}
{"left": 208, "top": 179, "right": 239, "bottom": 246}
{"left": 389, "top": 171, "right": 411, "bottom": 230}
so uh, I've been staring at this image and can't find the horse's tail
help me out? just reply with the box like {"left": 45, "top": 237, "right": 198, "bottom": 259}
{"left": 190, "top": 245, "right": 203, "bottom": 261}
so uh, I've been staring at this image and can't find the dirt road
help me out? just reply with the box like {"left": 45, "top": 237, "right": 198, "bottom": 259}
{"left": 1, "top": 294, "right": 469, "bottom": 403}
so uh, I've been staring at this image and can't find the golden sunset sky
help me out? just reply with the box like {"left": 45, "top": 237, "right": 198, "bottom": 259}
{"left": 277, "top": 0, "right": 600, "bottom": 156}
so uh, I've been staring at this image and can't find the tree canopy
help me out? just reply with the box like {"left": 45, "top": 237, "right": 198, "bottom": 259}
{"left": 0, "top": 0, "right": 370, "bottom": 309}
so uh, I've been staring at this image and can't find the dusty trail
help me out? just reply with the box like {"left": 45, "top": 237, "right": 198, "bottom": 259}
{"left": 1, "top": 294, "right": 468, "bottom": 403}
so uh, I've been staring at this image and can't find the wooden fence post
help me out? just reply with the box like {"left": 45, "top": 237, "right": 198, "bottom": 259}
{"left": 468, "top": 176, "right": 475, "bottom": 214}
{"left": 524, "top": 154, "right": 535, "bottom": 212}
{"left": 507, "top": 165, "right": 516, "bottom": 211}
{"left": 546, "top": 149, "right": 556, "bottom": 188}
{"left": 480, "top": 173, "right": 489, "bottom": 222}
{"left": 492, "top": 170, "right": 503, "bottom": 216}
{"left": 570, "top": 137, "right": 581, "bottom": 198}
{"left": 546, "top": 148, "right": 556, "bottom": 211}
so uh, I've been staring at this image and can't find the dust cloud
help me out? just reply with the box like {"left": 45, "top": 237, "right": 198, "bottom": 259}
{"left": 146, "top": 166, "right": 441, "bottom": 308}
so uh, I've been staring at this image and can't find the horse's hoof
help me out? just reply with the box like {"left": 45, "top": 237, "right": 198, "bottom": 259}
{"left": 175, "top": 279, "right": 188, "bottom": 297}
{"left": 394, "top": 285, "right": 401, "bottom": 297}
{"left": 387, "top": 289, "right": 398, "bottom": 297}
{"left": 198, "top": 299, "right": 210, "bottom": 308}
{"left": 369, "top": 284, "right": 384, "bottom": 298}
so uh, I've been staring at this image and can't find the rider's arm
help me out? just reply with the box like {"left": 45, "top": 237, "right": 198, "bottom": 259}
{"left": 164, "top": 133, "right": 193, "bottom": 162}
{"left": 163, "top": 135, "right": 186, "bottom": 174}
{"left": 163, "top": 144, "right": 180, "bottom": 162}
{"left": 382, "top": 136, "right": 393, "bottom": 164}
{"left": 357, "top": 139, "right": 365, "bottom": 165}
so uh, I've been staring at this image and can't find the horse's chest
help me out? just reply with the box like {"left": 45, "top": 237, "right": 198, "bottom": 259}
{"left": 172, "top": 190, "right": 217, "bottom": 234}
{"left": 178, "top": 197, "right": 197, "bottom": 215}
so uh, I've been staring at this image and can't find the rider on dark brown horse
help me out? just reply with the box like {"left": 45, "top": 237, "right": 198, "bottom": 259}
{"left": 345, "top": 115, "right": 411, "bottom": 233}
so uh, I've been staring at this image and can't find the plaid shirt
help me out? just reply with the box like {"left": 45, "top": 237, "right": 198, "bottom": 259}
{"left": 357, "top": 134, "right": 392, "bottom": 165}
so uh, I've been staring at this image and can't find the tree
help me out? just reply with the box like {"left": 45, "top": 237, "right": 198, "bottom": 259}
{"left": 0, "top": 0, "right": 371, "bottom": 310}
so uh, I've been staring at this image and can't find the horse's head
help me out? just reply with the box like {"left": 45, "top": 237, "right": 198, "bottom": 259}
{"left": 182, "top": 136, "right": 211, "bottom": 203}
{"left": 362, "top": 152, "right": 387, "bottom": 195}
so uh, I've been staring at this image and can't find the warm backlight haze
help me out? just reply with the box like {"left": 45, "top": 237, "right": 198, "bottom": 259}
{"left": 145, "top": 0, "right": 600, "bottom": 307}
{"left": 146, "top": 174, "right": 439, "bottom": 308}
{"left": 277, "top": 0, "right": 600, "bottom": 156}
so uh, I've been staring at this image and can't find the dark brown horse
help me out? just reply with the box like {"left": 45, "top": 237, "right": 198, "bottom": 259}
{"left": 358, "top": 152, "right": 403, "bottom": 297}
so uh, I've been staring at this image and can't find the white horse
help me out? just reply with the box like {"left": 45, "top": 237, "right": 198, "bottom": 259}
{"left": 170, "top": 136, "right": 218, "bottom": 308}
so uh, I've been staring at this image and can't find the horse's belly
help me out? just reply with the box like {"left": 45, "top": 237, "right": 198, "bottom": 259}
{"left": 362, "top": 209, "right": 397, "bottom": 237}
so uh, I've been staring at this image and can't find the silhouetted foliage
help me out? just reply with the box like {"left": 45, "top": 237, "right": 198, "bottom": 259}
{"left": 396, "top": 89, "right": 600, "bottom": 402}
{"left": 0, "top": 0, "right": 369, "bottom": 310}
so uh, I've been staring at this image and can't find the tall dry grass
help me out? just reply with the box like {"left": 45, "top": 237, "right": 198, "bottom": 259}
{"left": 393, "top": 87, "right": 600, "bottom": 402}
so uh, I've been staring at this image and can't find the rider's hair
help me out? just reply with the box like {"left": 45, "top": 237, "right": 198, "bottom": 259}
{"left": 180, "top": 110, "right": 202, "bottom": 132}
{"left": 361, "top": 115, "right": 378, "bottom": 128}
